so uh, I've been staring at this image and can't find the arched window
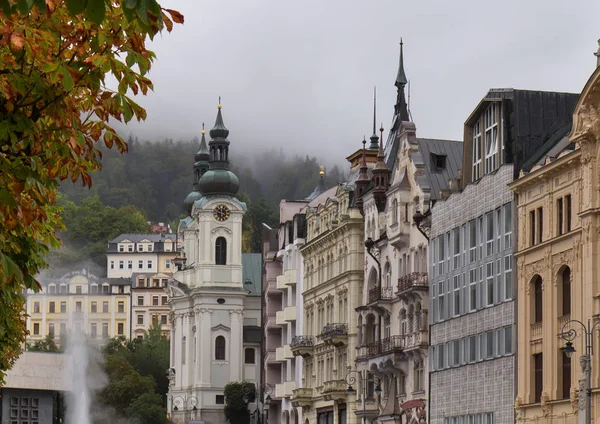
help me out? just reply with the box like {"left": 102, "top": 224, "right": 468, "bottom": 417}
{"left": 400, "top": 309, "right": 407, "bottom": 335}
{"left": 181, "top": 337, "right": 186, "bottom": 364}
{"left": 244, "top": 348, "right": 255, "bottom": 364}
{"left": 215, "top": 237, "right": 227, "bottom": 265}
{"left": 533, "top": 276, "right": 543, "bottom": 323}
{"left": 561, "top": 267, "right": 571, "bottom": 316}
{"left": 215, "top": 336, "right": 226, "bottom": 360}
{"left": 392, "top": 199, "right": 398, "bottom": 224}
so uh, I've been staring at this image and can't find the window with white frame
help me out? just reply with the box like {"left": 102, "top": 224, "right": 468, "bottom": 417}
{"left": 472, "top": 120, "right": 482, "bottom": 180}
{"left": 469, "top": 269, "right": 477, "bottom": 311}
{"left": 110, "top": 260, "right": 114, "bottom": 269}
{"left": 504, "top": 255, "right": 513, "bottom": 300}
{"left": 496, "top": 258, "right": 502, "bottom": 302}
{"left": 496, "top": 208, "right": 502, "bottom": 252}
{"left": 486, "top": 212, "right": 494, "bottom": 256}
{"left": 437, "top": 237, "right": 444, "bottom": 276}
{"left": 478, "top": 217, "right": 484, "bottom": 259}
{"left": 504, "top": 203, "right": 512, "bottom": 248}
{"left": 453, "top": 228, "right": 460, "bottom": 269}
{"left": 438, "top": 280, "right": 445, "bottom": 321}
{"left": 486, "top": 262, "right": 494, "bottom": 306}
{"left": 484, "top": 103, "right": 499, "bottom": 174}
{"left": 469, "top": 220, "right": 477, "bottom": 262}
{"left": 453, "top": 275, "right": 460, "bottom": 317}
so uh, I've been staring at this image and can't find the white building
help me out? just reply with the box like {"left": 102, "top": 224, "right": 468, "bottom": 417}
{"left": 166, "top": 104, "right": 261, "bottom": 424}
{"left": 106, "top": 233, "right": 176, "bottom": 279}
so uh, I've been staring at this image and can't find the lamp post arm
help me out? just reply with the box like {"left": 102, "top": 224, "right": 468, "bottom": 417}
{"left": 587, "top": 319, "right": 600, "bottom": 356}
{"left": 560, "top": 318, "right": 588, "bottom": 343}
{"left": 364, "top": 238, "right": 382, "bottom": 286}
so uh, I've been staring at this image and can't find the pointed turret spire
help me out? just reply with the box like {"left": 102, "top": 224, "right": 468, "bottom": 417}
{"left": 305, "top": 166, "right": 328, "bottom": 201}
{"left": 369, "top": 87, "right": 379, "bottom": 150}
{"left": 355, "top": 138, "right": 370, "bottom": 215}
{"left": 372, "top": 126, "right": 390, "bottom": 212}
{"left": 394, "top": 39, "right": 410, "bottom": 122}
{"left": 197, "top": 100, "right": 240, "bottom": 196}
{"left": 195, "top": 123, "right": 210, "bottom": 162}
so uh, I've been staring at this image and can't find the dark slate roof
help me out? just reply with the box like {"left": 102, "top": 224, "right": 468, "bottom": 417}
{"left": 304, "top": 177, "right": 328, "bottom": 201}
{"left": 242, "top": 253, "right": 262, "bottom": 296}
{"left": 109, "top": 233, "right": 176, "bottom": 243}
{"left": 520, "top": 122, "right": 572, "bottom": 172}
{"left": 416, "top": 138, "right": 463, "bottom": 201}
{"left": 107, "top": 278, "right": 131, "bottom": 286}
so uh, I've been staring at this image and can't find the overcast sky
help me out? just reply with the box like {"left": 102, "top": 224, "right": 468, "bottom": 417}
{"left": 117, "top": 0, "right": 600, "bottom": 164}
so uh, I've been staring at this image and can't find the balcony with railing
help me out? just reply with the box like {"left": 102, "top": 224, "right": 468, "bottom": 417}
{"left": 368, "top": 285, "right": 395, "bottom": 304}
{"left": 397, "top": 272, "right": 429, "bottom": 298}
{"left": 290, "top": 335, "right": 315, "bottom": 357}
{"left": 531, "top": 322, "right": 542, "bottom": 341}
{"left": 356, "top": 335, "right": 405, "bottom": 360}
{"left": 291, "top": 387, "right": 313, "bottom": 408}
{"left": 321, "top": 323, "right": 348, "bottom": 347}
{"left": 403, "top": 329, "right": 428, "bottom": 351}
{"left": 321, "top": 379, "right": 347, "bottom": 401}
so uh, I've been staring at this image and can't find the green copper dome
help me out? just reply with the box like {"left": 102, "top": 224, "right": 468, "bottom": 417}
{"left": 184, "top": 190, "right": 203, "bottom": 215}
{"left": 198, "top": 169, "right": 239, "bottom": 196}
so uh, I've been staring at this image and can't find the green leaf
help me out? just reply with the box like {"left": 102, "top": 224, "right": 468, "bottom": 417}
{"left": 0, "top": 252, "right": 24, "bottom": 282}
{"left": 121, "top": 96, "right": 133, "bottom": 122}
{"left": 62, "top": 67, "right": 74, "bottom": 91}
{"left": 124, "top": 0, "right": 137, "bottom": 9}
{"left": 126, "top": 53, "right": 136, "bottom": 68}
{"left": 135, "top": 0, "right": 149, "bottom": 24}
{"left": 0, "top": 0, "right": 11, "bottom": 15}
{"left": 66, "top": 0, "right": 87, "bottom": 15}
{"left": 84, "top": 0, "right": 105, "bottom": 26}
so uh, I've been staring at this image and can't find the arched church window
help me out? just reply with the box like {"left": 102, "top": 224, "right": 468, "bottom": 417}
{"left": 215, "top": 336, "right": 226, "bottom": 360}
{"left": 216, "top": 237, "right": 227, "bottom": 265}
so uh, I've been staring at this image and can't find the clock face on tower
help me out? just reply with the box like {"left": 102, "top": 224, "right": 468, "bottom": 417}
{"left": 213, "top": 205, "right": 230, "bottom": 222}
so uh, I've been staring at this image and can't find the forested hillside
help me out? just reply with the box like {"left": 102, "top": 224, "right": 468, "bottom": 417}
{"left": 52, "top": 136, "right": 347, "bottom": 275}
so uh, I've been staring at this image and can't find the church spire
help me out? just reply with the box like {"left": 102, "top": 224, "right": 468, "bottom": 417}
{"left": 193, "top": 123, "right": 210, "bottom": 190}
{"left": 369, "top": 86, "right": 379, "bottom": 150}
{"left": 197, "top": 100, "right": 240, "bottom": 196}
{"left": 394, "top": 39, "right": 410, "bottom": 122}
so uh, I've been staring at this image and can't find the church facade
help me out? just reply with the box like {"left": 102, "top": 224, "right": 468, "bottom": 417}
{"left": 166, "top": 104, "right": 262, "bottom": 424}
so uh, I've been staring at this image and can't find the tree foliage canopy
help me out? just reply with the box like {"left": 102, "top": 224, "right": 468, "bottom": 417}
{"left": 224, "top": 381, "right": 256, "bottom": 424}
{"left": 0, "top": 0, "right": 182, "bottom": 384}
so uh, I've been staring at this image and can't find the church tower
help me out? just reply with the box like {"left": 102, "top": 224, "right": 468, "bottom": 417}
{"left": 167, "top": 102, "right": 255, "bottom": 424}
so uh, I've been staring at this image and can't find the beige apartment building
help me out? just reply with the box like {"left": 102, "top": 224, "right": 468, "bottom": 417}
{"left": 511, "top": 61, "right": 600, "bottom": 423}
{"left": 292, "top": 164, "right": 366, "bottom": 424}
{"left": 26, "top": 269, "right": 131, "bottom": 345}
{"left": 131, "top": 272, "right": 171, "bottom": 339}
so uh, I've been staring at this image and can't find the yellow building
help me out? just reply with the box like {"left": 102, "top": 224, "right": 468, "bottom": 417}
{"left": 511, "top": 62, "right": 600, "bottom": 423}
{"left": 292, "top": 180, "right": 365, "bottom": 424}
{"left": 26, "top": 269, "right": 131, "bottom": 345}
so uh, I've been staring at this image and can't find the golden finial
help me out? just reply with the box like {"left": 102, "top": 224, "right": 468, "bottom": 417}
{"left": 201, "top": 122, "right": 205, "bottom": 135}
{"left": 319, "top": 165, "right": 325, "bottom": 177}
{"left": 218, "top": 96, "right": 222, "bottom": 109}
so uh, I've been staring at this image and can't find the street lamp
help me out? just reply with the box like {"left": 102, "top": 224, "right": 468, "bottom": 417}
{"left": 346, "top": 369, "right": 382, "bottom": 424}
{"left": 560, "top": 318, "right": 600, "bottom": 424}
{"left": 242, "top": 382, "right": 274, "bottom": 424}
{"left": 171, "top": 395, "right": 198, "bottom": 422}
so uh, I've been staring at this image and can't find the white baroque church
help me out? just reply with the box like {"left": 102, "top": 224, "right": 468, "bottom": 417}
{"left": 166, "top": 103, "right": 262, "bottom": 424}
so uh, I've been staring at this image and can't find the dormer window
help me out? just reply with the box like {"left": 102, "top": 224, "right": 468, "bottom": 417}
{"left": 119, "top": 245, "right": 124, "bottom": 252}
{"left": 138, "top": 244, "right": 144, "bottom": 252}
{"left": 431, "top": 153, "right": 447, "bottom": 173}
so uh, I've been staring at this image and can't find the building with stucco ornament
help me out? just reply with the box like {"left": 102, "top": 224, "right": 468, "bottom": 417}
{"left": 166, "top": 103, "right": 262, "bottom": 424}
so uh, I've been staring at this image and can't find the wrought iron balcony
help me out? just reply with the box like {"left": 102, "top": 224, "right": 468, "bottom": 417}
{"left": 321, "top": 323, "right": 348, "bottom": 347}
{"left": 290, "top": 335, "right": 315, "bottom": 357}
{"left": 368, "top": 285, "right": 395, "bottom": 304}
{"left": 397, "top": 272, "right": 429, "bottom": 297}
{"left": 356, "top": 335, "right": 405, "bottom": 360}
